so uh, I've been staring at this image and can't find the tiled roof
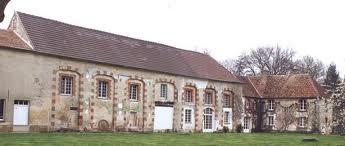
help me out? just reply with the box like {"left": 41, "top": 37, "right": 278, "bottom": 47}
{"left": 236, "top": 76, "right": 260, "bottom": 98}
{"left": 0, "top": 29, "right": 30, "bottom": 49}
{"left": 5, "top": 12, "right": 240, "bottom": 83}
{"left": 246, "top": 74, "right": 325, "bottom": 98}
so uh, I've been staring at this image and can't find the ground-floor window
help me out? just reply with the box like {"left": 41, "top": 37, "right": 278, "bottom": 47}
{"left": 244, "top": 117, "right": 249, "bottom": 129}
{"left": 224, "top": 111, "right": 231, "bottom": 124}
{"left": 203, "top": 108, "right": 213, "bottom": 130}
{"left": 0, "top": 99, "right": 4, "bottom": 120}
{"left": 298, "top": 117, "right": 306, "bottom": 128}
{"left": 268, "top": 115, "right": 274, "bottom": 126}
{"left": 185, "top": 109, "right": 192, "bottom": 123}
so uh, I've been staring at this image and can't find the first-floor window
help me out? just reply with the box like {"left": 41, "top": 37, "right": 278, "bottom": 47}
{"left": 160, "top": 84, "right": 168, "bottom": 99}
{"left": 268, "top": 100, "right": 274, "bottom": 110}
{"left": 61, "top": 76, "right": 73, "bottom": 95}
{"left": 205, "top": 92, "right": 213, "bottom": 105}
{"left": 244, "top": 117, "right": 249, "bottom": 129}
{"left": 185, "top": 109, "right": 192, "bottom": 123}
{"left": 224, "top": 111, "right": 231, "bottom": 124}
{"left": 0, "top": 99, "right": 4, "bottom": 120}
{"left": 129, "top": 84, "right": 138, "bottom": 100}
{"left": 185, "top": 89, "right": 193, "bottom": 103}
{"left": 98, "top": 80, "right": 108, "bottom": 98}
{"left": 268, "top": 115, "right": 274, "bottom": 126}
{"left": 299, "top": 99, "right": 307, "bottom": 111}
{"left": 224, "top": 94, "right": 231, "bottom": 108}
{"left": 299, "top": 117, "right": 307, "bottom": 127}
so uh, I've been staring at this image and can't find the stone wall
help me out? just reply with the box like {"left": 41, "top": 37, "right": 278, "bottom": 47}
{"left": 0, "top": 47, "right": 242, "bottom": 132}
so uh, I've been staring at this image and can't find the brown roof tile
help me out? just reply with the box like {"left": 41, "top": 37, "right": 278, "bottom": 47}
{"left": 236, "top": 76, "right": 260, "bottom": 98}
{"left": 0, "top": 29, "right": 31, "bottom": 49}
{"left": 247, "top": 74, "right": 325, "bottom": 98}
{"left": 14, "top": 12, "right": 240, "bottom": 83}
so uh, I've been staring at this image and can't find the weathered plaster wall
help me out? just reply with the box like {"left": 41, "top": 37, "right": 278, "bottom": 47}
{"left": 0, "top": 47, "right": 242, "bottom": 132}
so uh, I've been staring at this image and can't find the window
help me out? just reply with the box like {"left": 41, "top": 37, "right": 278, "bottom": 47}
{"left": 129, "top": 84, "right": 138, "bottom": 100}
{"left": 185, "top": 89, "right": 193, "bottom": 103}
{"left": 299, "top": 117, "right": 307, "bottom": 127}
{"left": 224, "top": 94, "right": 231, "bottom": 108}
{"left": 160, "top": 84, "right": 168, "bottom": 99}
{"left": 205, "top": 92, "right": 213, "bottom": 105}
{"left": 98, "top": 81, "right": 108, "bottom": 98}
{"left": 129, "top": 112, "right": 138, "bottom": 127}
{"left": 224, "top": 111, "right": 231, "bottom": 124}
{"left": 60, "top": 76, "right": 72, "bottom": 95}
{"left": 268, "top": 115, "right": 274, "bottom": 126}
{"left": 0, "top": 99, "right": 4, "bottom": 120}
{"left": 268, "top": 100, "right": 274, "bottom": 110}
{"left": 244, "top": 117, "right": 249, "bottom": 129}
{"left": 299, "top": 99, "right": 307, "bottom": 111}
{"left": 185, "top": 109, "right": 192, "bottom": 123}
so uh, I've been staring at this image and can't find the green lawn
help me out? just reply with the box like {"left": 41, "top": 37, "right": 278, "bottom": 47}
{"left": 0, "top": 132, "right": 344, "bottom": 146}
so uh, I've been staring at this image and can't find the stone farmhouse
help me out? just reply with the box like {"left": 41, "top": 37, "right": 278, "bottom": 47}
{"left": 238, "top": 74, "right": 332, "bottom": 134}
{"left": 0, "top": 12, "right": 330, "bottom": 133}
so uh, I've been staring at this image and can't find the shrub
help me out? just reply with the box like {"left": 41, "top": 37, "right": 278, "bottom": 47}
{"left": 236, "top": 124, "right": 243, "bottom": 133}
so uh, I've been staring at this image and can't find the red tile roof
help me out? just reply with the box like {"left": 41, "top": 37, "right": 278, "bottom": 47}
{"left": 0, "top": 29, "right": 30, "bottom": 49}
{"left": 236, "top": 76, "right": 261, "bottom": 98}
{"left": 242, "top": 74, "right": 326, "bottom": 98}
{"left": 10, "top": 12, "right": 240, "bottom": 83}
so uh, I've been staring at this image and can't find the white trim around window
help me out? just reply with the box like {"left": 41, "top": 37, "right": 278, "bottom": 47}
{"left": 60, "top": 76, "right": 72, "bottom": 95}
{"left": 299, "top": 99, "right": 307, "bottom": 111}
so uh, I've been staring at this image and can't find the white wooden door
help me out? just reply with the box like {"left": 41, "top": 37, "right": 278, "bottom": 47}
{"left": 154, "top": 106, "right": 173, "bottom": 130}
{"left": 13, "top": 100, "right": 29, "bottom": 125}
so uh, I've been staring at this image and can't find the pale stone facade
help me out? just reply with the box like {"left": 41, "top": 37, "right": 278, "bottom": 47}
{"left": 0, "top": 47, "right": 243, "bottom": 132}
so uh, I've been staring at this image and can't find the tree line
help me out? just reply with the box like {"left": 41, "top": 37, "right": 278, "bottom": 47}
{"left": 220, "top": 45, "right": 340, "bottom": 88}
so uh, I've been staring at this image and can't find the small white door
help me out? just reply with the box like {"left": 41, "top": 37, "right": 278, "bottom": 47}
{"left": 13, "top": 100, "right": 29, "bottom": 125}
{"left": 243, "top": 117, "right": 251, "bottom": 133}
{"left": 203, "top": 108, "right": 214, "bottom": 132}
{"left": 154, "top": 106, "right": 173, "bottom": 130}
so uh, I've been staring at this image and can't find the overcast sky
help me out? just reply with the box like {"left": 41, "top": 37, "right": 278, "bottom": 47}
{"left": 1, "top": 0, "right": 344, "bottom": 76}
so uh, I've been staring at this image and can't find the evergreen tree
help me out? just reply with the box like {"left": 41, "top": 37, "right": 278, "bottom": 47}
{"left": 324, "top": 63, "right": 340, "bottom": 90}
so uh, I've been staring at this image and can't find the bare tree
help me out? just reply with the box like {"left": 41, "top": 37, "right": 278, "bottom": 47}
{"left": 295, "top": 55, "right": 325, "bottom": 81}
{"left": 223, "top": 46, "right": 296, "bottom": 75}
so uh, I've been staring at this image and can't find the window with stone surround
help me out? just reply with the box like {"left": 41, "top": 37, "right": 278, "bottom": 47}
{"left": 268, "top": 115, "right": 274, "bottom": 126}
{"left": 129, "top": 84, "right": 139, "bottom": 100}
{"left": 185, "top": 109, "right": 192, "bottom": 123}
{"left": 298, "top": 117, "right": 307, "bottom": 127}
{"left": 223, "top": 94, "right": 232, "bottom": 108}
{"left": 204, "top": 91, "right": 213, "bottom": 105}
{"left": 98, "top": 80, "right": 108, "bottom": 98}
{"left": 0, "top": 99, "right": 4, "bottom": 121}
{"left": 299, "top": 99, "right": 307, "bottom": 111}
{"left": 224, "top": 111, "right": 231, "bottom": 124}
{"left": 160, "top": 84, "right": 168, "bottom": 99}
{"left": 268, "top": 100, "right": 274, "bottom": 111}
{"left": 60, "top": 76, "right": 73, "bottom": 95}
{"left": 184, "top": 89, "right": 194, "bottom": 103}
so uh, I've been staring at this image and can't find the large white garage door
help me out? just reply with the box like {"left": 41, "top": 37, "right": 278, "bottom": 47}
{"left": 13, "top": 100, "right": 29, "bottom": 125}
{"left": 154, "top": 106, "right": 173, "bottom": 130}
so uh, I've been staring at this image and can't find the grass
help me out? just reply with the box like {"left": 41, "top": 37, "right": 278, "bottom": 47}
{"left": 0, "top": 132, "right": 344, "bottom": 146}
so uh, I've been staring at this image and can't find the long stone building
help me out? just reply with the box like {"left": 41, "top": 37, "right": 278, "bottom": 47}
{"left": 0, "top": 12, "right": 330, "bottom": 133}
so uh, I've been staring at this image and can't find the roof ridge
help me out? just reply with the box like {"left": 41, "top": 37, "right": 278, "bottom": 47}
{"left": 16, "top": 11, "right": 209, "bottom": 56}
{"left": 247, "top": 76, "right": 262, "bottom": 97}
